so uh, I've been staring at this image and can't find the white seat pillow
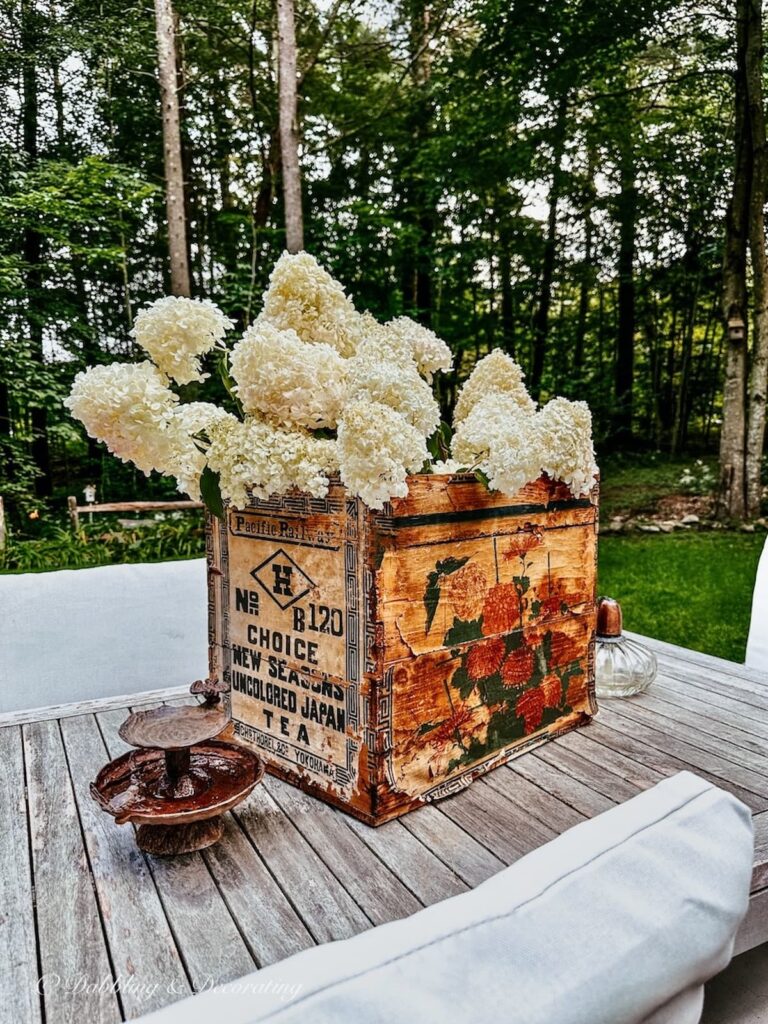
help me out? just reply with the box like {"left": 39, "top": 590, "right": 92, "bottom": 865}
{"left": 132, "top": 771, "right": 753, "bottom": 1024}
{"left": 0, "top": 559, "right": 208, "bottom": 713}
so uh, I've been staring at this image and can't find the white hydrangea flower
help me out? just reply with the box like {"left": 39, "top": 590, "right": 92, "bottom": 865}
{"left": 452, "top": 394, "right": 542, "bottom": 497}
{"left": 131, "top": 296, "right": 233, "bottom": 385}
{"left": 386, "top": 316, "right": 453, "bottom": 381}
{"left": 206, "top": 416, "right": 339, "bottom": 510}
{"left": 64, "top": 361, "right": 179, "bottom": 475}
{"left": 453, "top": 349, "right": 535, "bottom": 425}
{"left": 337, "top": 400, "right": 427, "bottom": 509}
{"left": 535, "top": 397, "right": 598, "bottom": 497}
{"left": 230, "top": 322, "right": 347, "bottom": 429}
{"left": 345, "top": 336, "right": 440, "bottom": 437}
{"left": 163, "top": 403, "right": 237, "bottom": 499}
{"left": 430, "top": 458, "right": 464, "bottom": 474}
{"left": 259, "top": 251, "right": 362, "bottom": 357}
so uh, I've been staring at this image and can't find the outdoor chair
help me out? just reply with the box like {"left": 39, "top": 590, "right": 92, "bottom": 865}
{"left": 131, "top": 772, "right": 752, "bottom": 1024}
{"left": 0, "top": 558, "right": 208, "bottom": 714}
{"left": 746, "top": 535, "right": 768, "bottom": 672}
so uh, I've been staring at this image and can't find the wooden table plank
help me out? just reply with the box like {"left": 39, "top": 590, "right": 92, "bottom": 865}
{"left": 651, "top": 678, "right": 768, "bottom": 739}
{"left": 264, "top": 774, "right": 425, "bottom": 923}
{"left": 58, "top": 714, "right": 191, "bottom": 1020}
{"left": 399, "top": 804, "right": 505, "bottom": 888}
{"left": 0, "top": 727, "right": 41, "bottom": 1024}
{"left": 436, "top": 775, "right": 558, "bottom": 864}
{"left": 95, "top": 708, "right": 257, "bottom": 990}
{"left": 611, "top": 689, "right": 768, "bottom": 759}
{"left": 558, "top": 729, "right": 665, "bottom": 791}
{"left": 602, "top": 700, "right": 768, "bottom": 785}
{"left": 23, "top": 719, "right": 121, "bottom": 1024}
{"left": 507, "top": 753, "right": 615, "bottom": 817}
{"left": 583, "top": 717, "right": 767, "bottom": 811}
{"left": 234, "top": 786, "right": 372, "bottom": 943}
{"left": 486, "top": 763, "right": 586, "bottom": 832}
{"left": 201, "top": 816, "right": 316, "bottom": 967}
{"left": 343, "top": 806, "right": 468, "bottom": 905}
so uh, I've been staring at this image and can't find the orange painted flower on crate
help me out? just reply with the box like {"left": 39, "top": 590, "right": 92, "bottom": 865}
{"left": 548, "top": 629, "right": 584, "bottom": 667}
{"left": 567, "top": 674, "right": 587, "bottom": 708}
{"left": 482, "top": 582, "right": 519, "bottom": 635}
{"left": 467, "top": 637, "right": 506, "bottom": 680}
{"left": 541, "top": 674, "right": 563, "bottom": 709}
{"left": 445, "top": 562, "right": 488, "bottom": 622}
{"left": 516, "top": 687, "right": 545, "bottom": 733}
{"left": 503, "top": 531, "right": 542, "bottom": 559}
{"left": 500, "top": 646, "right": 535, "bottom": 688}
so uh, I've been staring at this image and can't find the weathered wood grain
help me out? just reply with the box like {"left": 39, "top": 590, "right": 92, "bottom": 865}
{"left": 506, "top": 752, "right": 615, "bottom": 818}
{"left": 0, "top": 727, "right": 42, "bottom": 1024}
{"left": 752, "top": 811, "right": 768, "bottom": 890}
{"left": 399, "top": 803, "right": 505, "bottom": 888}
{"left": 95, "top": 708, "right": 257, "bottom": 990}
{"left": 264, "top": 774, "right": 425, "bottom": 920}
{"left": 201, "top": 815, "right": 315, "bottom": 967}
{"left": 0, "top": 684, "right": 187, "bottom": 729}
{"left": 342, "top": 807, "right": 468, "bottom": 906}
{"left": 58, "top": 714, "right": 190, "bottom": 1019}
{"left": 22, "top": 719, "right": 120, "bottom": 1024}
{"left": 558, "top": 729, "right": 665, "bottom": 792}
{"left": 233, "top": 786, "right": 372, "bottom": 943}
{"left": 484, "top": 764, "right": 586, "bottom": 832}
{"left": 436, "top": 777, "right": 558, "bottom": 864}
{"left": 583, "top": 717, "right": 767, "bottom": 811}
{"left": 602, "top": 700, "right": 768, "bottom": 788}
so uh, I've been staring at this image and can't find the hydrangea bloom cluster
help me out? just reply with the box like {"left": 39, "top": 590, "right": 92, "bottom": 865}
{"left": 131, "top": 296, "right": 233, "bottom": 384}
{"left": 64, "top": 361, "right": 179, "bottom": 474}
{"left": 206, "top": 417, "right": 338, "bottom": 510}
{"left": 229, "top": 322, "right": 346, "bottom": 429}
{"left": 64, "top": 251, "right": 597, "bottom": 511}
{"left": 450, "top": 351, "right": 598, "bottom": 498}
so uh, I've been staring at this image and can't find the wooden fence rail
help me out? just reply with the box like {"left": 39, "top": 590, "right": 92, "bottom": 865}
{"left": 67, "top": 497, "right": 203, "bottom": 533}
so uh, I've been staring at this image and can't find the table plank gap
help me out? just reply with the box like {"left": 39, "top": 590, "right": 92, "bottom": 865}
{"left": 0, "top": 726, "right": 43, "bottom": 1024}
{"left": 233, "top": 785, "right": 372, "bottom": 944}
{"left": 23, "top": 718, "right": 122, "bottom": 1024}
{"left": 95, "top": 708, "right": 257, "bottom": 990}
{"left": 264, "top": 774, "right": 425, "bottom": 922}
{"left": 59, "top": 713, "right": 192, "bottom": 1019}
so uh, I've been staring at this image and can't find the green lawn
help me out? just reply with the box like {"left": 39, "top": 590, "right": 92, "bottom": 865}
{"left": 598, "top": 532, "right": 764, "bottom": 662}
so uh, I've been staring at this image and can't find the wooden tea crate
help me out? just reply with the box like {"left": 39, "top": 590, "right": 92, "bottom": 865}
{"left": 207, "top": 474, "right": 598, "bottom": 824}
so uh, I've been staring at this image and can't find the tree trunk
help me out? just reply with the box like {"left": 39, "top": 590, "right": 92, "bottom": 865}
{"left": 574, "top": 141, "right": 596, "bottom": 375}
{"left": 154, "top": 0, "right": 191, "bottom": 296}
{"left": 530, "top": 90, "right": 569, "bottom": 398}
{"left": 277, "top": 0, "right": 304, "bottom": 253}
{"left": 613, "top": 117, "right": 637, "bottom": 441}
{"left": 745, "top": 0, "right": 768, "bottom": 518}
{"left": 718, "top": 0, "right": 752, "bottom": 519}
{"left": 21, "top": 0, "right": 51, "bottom": 497}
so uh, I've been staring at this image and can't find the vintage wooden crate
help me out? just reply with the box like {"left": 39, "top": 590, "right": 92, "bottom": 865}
{"left": 207, "top": 474, "right": 598, "bottom": 824}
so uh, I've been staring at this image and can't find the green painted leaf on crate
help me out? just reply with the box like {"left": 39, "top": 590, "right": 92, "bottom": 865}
{"left": 200, "top": 466, "right": 224, "bottom": 519}
{"left": 450, "top": 664, "right": 476, "bottom": 700}
{"left": 443, "top": 615, "right": 483, "bottom": 646}
{"left": 423, "top": 555, "right": 469, "bottom": 634}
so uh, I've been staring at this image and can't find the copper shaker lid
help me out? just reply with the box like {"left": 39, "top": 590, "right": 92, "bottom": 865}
{"left": 597, "top": 596, "right": 623, "bottom": 638}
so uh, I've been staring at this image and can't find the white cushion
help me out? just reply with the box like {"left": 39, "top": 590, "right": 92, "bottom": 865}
{"left": 0, "top": 559, "right": 207, "bottom": 713}
{"left": 746, "top": 537, "right": 768, "bottom": 671}
{"left": 131, "top": 771, "right": 753, "bottom": 1024}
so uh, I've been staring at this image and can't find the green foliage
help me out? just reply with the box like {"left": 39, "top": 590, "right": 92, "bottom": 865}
{"left": 0, "top": 516, "right": 205, "bottom": 574}
{"left": 598, "top": 533, "right": 764, "bottom": 662}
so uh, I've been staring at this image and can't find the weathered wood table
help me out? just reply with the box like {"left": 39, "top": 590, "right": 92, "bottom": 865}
{"left": 1, "top": 633, "right": 766, "bottom": 1024}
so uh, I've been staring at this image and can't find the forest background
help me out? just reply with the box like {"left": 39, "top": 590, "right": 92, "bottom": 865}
{"left": 1, "top": 0, "right": 767, "bottom": 658}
